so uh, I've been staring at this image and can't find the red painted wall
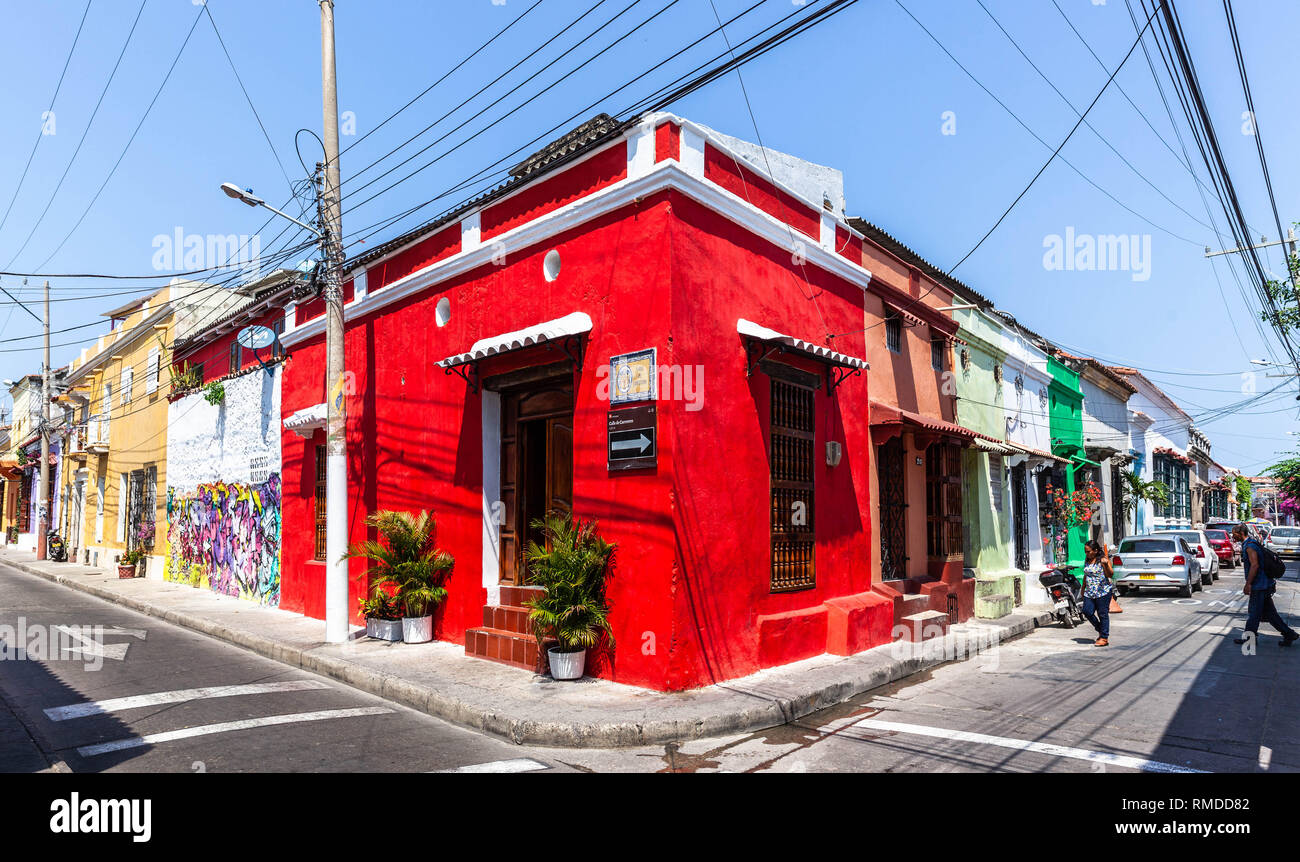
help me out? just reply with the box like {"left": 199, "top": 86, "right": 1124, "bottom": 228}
{"left": 368, "top": 225, "right": 460, "bottom": 293}
{"left": 279, "top": 142, "right": 882, "bottom": 690}
{"left": 174, "top": 305, "right": 286, "bottom": 386}
{"left": 480, "top": 142, "right": 628, "bottom": 241}
{"left": 661, "top": 190, "right": 873, "bottom": 687}
{"left": 703, "top": 143, "right": 821, "bottom": 240}
{"left": 295, "top": 279, "right": 353, "bottom": 327}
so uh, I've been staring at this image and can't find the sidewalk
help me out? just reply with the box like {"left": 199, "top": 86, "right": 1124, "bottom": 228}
{"left": 0, "top": 548, "right": 1054, "bottom": 748}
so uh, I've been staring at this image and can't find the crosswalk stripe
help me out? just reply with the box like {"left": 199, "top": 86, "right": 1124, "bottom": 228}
{"left": 75, "top": 707, "right": 393, "bottom": 757}
{"left": 434, "top": 758, "right": 550, "bottom": 774}
{"left": 852, "top": 717, "right": 1206, "bottom": 774}
{"left": 44, "top": 681, "right": 333, "bottom": 721}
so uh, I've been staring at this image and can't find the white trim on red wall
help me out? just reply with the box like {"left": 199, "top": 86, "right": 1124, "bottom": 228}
{"left": 283, "top": 159, "right": 875, "bottom": 349}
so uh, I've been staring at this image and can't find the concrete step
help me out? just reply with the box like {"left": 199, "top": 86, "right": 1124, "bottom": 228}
{"left": 898, "top": 610, "right": 948, "bottom": 642}
{"left": 975, "top": 592, "right": 1014, "bottom": 620}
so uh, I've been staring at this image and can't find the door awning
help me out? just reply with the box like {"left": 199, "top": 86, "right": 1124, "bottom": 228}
{"left": 284, "top": 402, "right": 326, "bottom": 438}
{"left": 737, "top": 318, "right": 867, "bottom": 395}
{"left": 438, "top": 311, "right": 591, "bottom": 392}
{"left": 1001, "top": 439, "right": 1069, "bottom": 464}
{"left": 868, "top": 400, "right": 983, "bottom": 441}
{"left": 972, "top": 437, "right": 1014, "bottom": 455}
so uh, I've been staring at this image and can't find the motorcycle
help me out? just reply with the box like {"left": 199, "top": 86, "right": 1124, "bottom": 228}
{"left": 47, "top": 531, "right": 68, "bottom": 563}
{"left": 1039, "top": 565, "right": 1084, "bottom": 628}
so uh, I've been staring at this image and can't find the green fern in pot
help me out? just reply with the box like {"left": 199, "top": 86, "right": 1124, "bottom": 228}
{"left": 523, "top": 513, "right": 615, "bottom": 680}
{"left": 345, "top": 509, "right": 453, "bottom": 644}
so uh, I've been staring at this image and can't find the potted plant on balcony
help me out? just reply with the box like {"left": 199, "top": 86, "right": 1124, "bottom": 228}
{"left": 524, "top": 513, "right": 616, "bottom": 680}
{"left": 117, "top": 549, "right": 142, "bottom": 579}
{"left": 358, "top": 590, "right": 403, "bottom": 642}
{"left": 346, "top": 510, "right": 453, "bottom": 645}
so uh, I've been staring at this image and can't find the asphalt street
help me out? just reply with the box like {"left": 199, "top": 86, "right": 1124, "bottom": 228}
{"left": 0, "top": 561, "right": 571, "bottom": 773}
{"left": 1, "top": 558, "right": 1296, "bottom": 773}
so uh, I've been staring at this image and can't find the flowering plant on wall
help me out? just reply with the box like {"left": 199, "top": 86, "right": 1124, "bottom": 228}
{"left": 132, "top": 519, "right": 155, "bottom": 551}
{"left": 1043, "top": 481, "right": 1102, "bottom": 529}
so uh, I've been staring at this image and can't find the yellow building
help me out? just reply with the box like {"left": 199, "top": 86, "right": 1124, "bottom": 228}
{"left": 60, "top": 285, "right": 179, "bottom": 573}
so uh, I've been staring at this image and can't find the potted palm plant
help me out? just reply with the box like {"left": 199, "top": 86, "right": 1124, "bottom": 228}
{"left": 359, "top": 591, "right": 403, "bottom": 642}
{"left": 524, "top": 513, "right": 616, "bottom": 680}
{"left": 346, "top": 509, "right": 453, "bottom": 645}
{"left": 117, "top": 549, "right": 142, "bottom": 579}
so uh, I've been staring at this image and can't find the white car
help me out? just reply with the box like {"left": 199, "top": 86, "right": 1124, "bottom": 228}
{"left": 1153, "top": 529, "right": 1219, "bottom": 585}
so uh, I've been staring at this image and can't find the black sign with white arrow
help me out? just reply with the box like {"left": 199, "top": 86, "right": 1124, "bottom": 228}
{"left": 607, "top": 404, "right": 656, "bottom": 471}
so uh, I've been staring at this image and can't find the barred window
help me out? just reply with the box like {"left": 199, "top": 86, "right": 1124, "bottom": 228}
{"left": 931, "top": 338, "right": 945, "bottom": 371}
{"left": 230, "top": 341, "right": 242, "bottom": 375}
{"left": 885, "top": 310, "right": 901, "bottom": 354}
{"left": 770, "top": 377, "right": 815, "bottom": 592}
{"left": 314, "top": 445, "right": 327, "bottom": 560}
{"left": 926, "top": 442, "right": 963, "bottom": 557}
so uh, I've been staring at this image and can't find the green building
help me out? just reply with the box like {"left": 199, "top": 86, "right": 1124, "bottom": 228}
{"left": 1046, "top": 355, "right": 1090, "bottom": 569}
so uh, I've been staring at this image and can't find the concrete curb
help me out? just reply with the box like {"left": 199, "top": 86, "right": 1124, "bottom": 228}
{"left": 7, "top": 557, "right": 1055, "bottom": 747}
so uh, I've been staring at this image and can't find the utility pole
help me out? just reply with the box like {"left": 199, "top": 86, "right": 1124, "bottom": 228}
{"left": 37, "top": 279, "right": 49, "bottom": 561}
{"left": 320, "top": 0, "right": 348, "bottom": 643}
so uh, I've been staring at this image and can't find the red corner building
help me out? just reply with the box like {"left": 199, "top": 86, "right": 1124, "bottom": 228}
{"left": 275, "top": 113, "right": 957, "bottom": 691}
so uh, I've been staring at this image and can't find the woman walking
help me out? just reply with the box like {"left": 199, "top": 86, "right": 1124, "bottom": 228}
{"left": 1081, "top": 539, "right": 1115, "bottom": 647}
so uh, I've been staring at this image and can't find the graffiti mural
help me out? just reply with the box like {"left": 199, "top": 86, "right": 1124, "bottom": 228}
{"left": 165, "top": 474, "right": 282, "bottom": 605}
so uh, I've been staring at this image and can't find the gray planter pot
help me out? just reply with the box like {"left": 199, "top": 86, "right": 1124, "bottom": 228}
{"left": 366, "top": 618, "right": 403, "bottom": 642}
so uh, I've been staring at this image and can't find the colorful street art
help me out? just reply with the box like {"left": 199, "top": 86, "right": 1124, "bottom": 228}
{"left": 165, "top": 474, "right": 282, "bottom": 605}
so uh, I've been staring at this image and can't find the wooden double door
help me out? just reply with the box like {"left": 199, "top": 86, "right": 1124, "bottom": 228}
{"left": 497, "top": 372, "right": 573, "bottom": 586}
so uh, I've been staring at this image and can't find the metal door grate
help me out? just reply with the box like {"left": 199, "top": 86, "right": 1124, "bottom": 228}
{"left": 878, "top": 437, "right": 907, "bottom": 580}
{"left": 1012, "top": 464, "right": 1029, "bottom": 571}
{"left": 770, "top": 378, "right": 815, "bottom": 592}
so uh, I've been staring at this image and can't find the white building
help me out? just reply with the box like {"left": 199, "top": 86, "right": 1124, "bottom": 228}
{"left": 1110, "top": 368, "right": 1193, "bottom": 532}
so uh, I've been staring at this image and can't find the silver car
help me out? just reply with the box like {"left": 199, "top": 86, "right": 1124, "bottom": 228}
{"left": 1153, "top": 529, "right": 1219, "bottom": 585}
{"left": 1112, "top": 535, "right": 1202, "bottom": 598}
{"left": 1267, "top": 526, "right": 1300, "bottom": 560}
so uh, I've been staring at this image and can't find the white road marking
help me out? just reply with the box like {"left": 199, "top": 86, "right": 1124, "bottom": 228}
{"left": 1259, "top": 746, "right": 1272, "bottom": 770}
{"left": 434, "top": 758, "right": 550, "bottom": 774}
{"left": 55, "top": 626, "right": 130, "bottom": 661}
{"left": 101, "top": 627, "right": 147, "bottom": 640}
{"left": 75, "top": 707, "right": 393, "bottom": 757}
{"left": 852, "top": 717, "right": 1207, "bottom": 774}
{"left": 45, "top": 681, "right": 333, "bottom": 721}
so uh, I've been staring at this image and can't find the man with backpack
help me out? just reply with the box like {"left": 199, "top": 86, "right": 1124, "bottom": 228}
{"left": 1232, "top": 523, "right": 1298, "bottom": 647}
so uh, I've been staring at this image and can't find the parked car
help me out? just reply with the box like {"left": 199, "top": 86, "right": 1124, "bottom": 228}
{"left": 1267, "top": 525, "right": 1300, "bottom": 560}
{"left": 1112, "top": 534, "right": 1202, "bottom": 598}
{"left": 1153, "top": 529, "right": 1219, "bottom": 584}
{"left": 1202, "top": 528, "right": 1237, "bottom": 569}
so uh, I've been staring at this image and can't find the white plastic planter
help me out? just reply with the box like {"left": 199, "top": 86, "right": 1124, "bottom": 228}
{"left": 547, "top": 647, "right": 586, "bottom": 680}
{"left": 366, "top": 618, "right": 403, "bottom": 642}
{"left": 401, "top": 615, "right": 433, "bottom": 644}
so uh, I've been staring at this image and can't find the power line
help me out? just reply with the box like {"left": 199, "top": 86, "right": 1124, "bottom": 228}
{"left": 0, "top": 0, "right": 93, "bottom": 238}
{"left": 332, "top": 0, "right": 548, "bottom": 167}
{"left": 202, "top": 2, "right": 294, "bottom": 198}
{"left": 1, "top": 0, "right": 149, "bottom": 273}
{"left": 29, "top": 3, "right": 207, "bottom": 273}
{"left": 941, "top": 0, "right": 1167, "bottom": 272}
{"left": 975, "top": 0, "right": 1215, "bottom": 235}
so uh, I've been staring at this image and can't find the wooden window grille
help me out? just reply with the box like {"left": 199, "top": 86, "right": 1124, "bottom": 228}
{"left": 885, "top": 310, "right": 901, "bottom": 353}
{"left": 926, "top": 442, "right": 963, "bottom": 557}
{"left": 989, "top": 454, "right": 1003, "bottom": 512}
{"left": 314, "top": 445, "right": 327, "bottom": 560}
{"left": 770, "top": 378, "right": 815, "bottom": 592}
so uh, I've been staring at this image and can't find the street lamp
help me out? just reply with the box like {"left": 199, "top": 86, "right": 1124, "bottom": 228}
{"left": 220, "top": 173, "right": 349, "bottom": 644}
{"left": 220, "top": 183, "right": 321, "bottom": 237}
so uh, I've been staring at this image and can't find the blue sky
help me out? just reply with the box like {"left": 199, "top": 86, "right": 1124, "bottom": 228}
{"left": 0, "top": 0, "right": 1294, "bottom": 473}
